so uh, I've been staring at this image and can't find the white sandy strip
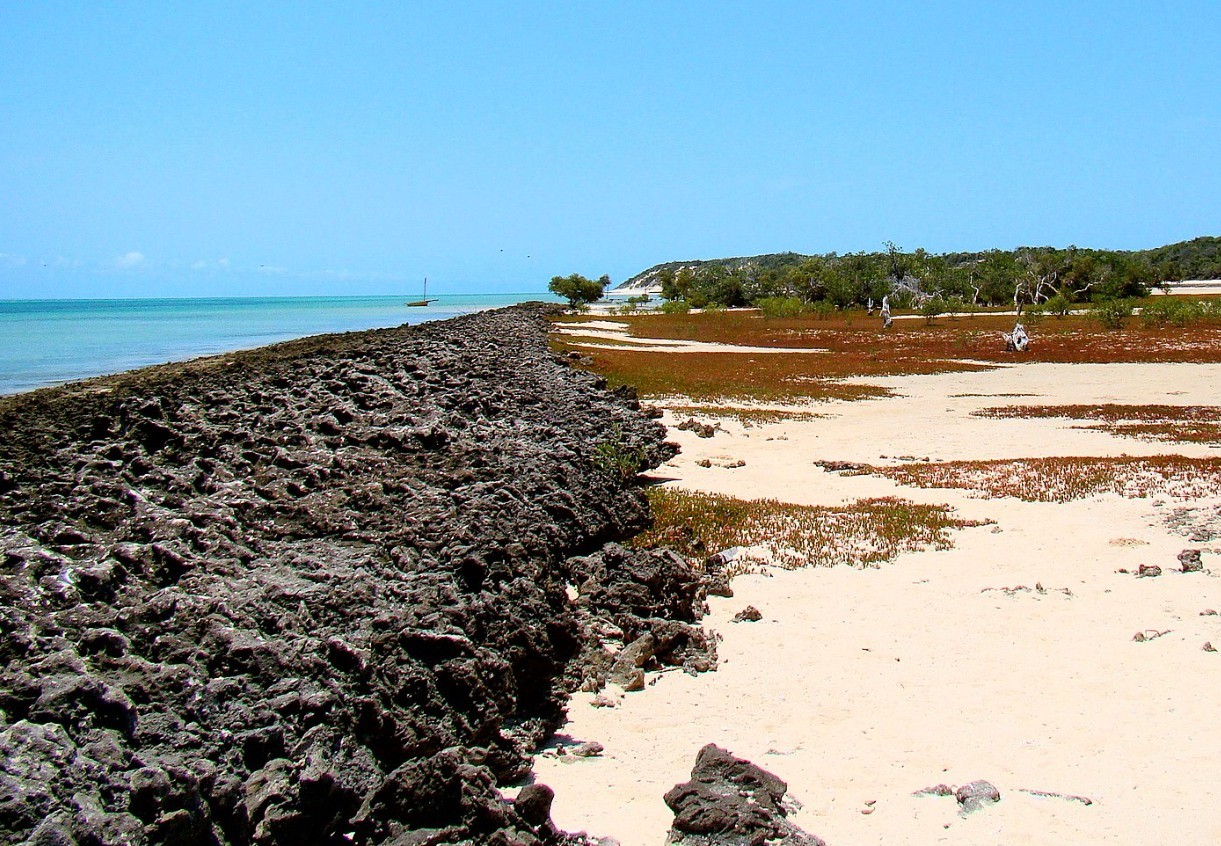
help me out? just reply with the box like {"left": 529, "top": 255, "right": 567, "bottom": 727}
{"left": 558, "top": 320, "right": 640, "bottom": 332}
{"left": 553, "top": 328, "right": 721, "bottom": 348}
{"left": 553, "top": 322, "right": 828, "bottom": 354}
{"left": 534, "top": 361, "right": 1221, "bottom": 845}
{"left": 1151, "top": 281, "right": 1221, "bottom": 296}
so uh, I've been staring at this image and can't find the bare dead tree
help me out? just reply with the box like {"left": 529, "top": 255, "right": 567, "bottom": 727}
{"left": 890, "top": 275, "right": 933, "bottom": 305}
{"left": 1068, "top": 266, "right": 1108, "bottom": 299}
{"left": 1014, "top": 249, "right": 1062, "bottom": 311}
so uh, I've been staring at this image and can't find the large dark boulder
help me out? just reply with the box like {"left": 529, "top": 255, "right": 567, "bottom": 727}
{"left": 663, "top": 744, "right": 825, "bottom": 846}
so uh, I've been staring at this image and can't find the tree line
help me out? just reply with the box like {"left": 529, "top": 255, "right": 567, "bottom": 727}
{"left": 628, "top": 236, "right": 1221, "bottom": 311}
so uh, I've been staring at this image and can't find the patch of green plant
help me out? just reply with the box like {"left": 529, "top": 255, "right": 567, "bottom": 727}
{"left": 574, "top": 347, "right": 893, "bottom": 403}
{"left": 664, "top": 404, "right": 829, "bottom": 425}
{"left": 756, "top": 296, "right": 812, "bottom": 319}
{"left": 920, "top": 296, "right": 947, "bottom": 325}
{"left": 1090, "top": 298, "right": 1133, "bottom": 330}
{"left": 867, "top": 455, "right": 1221, "bottom": 502}
{"left": 1043, "top": 292, "right": 1072, "bottom": 316}
{"left": 592, "top": 425, "right": 649, "bottom": 481}
{"left": 1139, "top": 297, "right": 1210, "bottom": 327}
{"left": 550, "top": 333, "right": 639, "bottom": 349}
{"left": 809, "top": 300, "right": 836, "bottom": 320}
{"left": 631, "top": 487, "right": 982, "bottom": 569}
{"left": 1022, "top": 302, "right": 1047, "bottom": 326}
{"left": 974, "top": 403, "right": 1221, "bottom": 445}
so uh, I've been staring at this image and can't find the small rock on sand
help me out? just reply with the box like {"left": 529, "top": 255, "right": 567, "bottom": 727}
{"left": 608, "top": 633, "right": 656, "bottom": 689}
{"left": 567, "top": 741, "right": 604, "bottom": 758}
{"left": 676, "top": 418, "right": 718, "bottom": 438}
{"left": 515, "top": 784, "right": 555, "bottom": 826}
{"left": 619, "top": 668, "right": 645, "bottom": 692}
{"left": 1017, "top": 788, "right": 1093, "bottom": 805}
{"left": 733, "top": 605, "right": 763, "bottom": 623}
{"left": 1133, "top": 629, "right": 1171, "bottom": 642}
{"left": 664, "top": 744, "right": 826, "bottom": 845}
{"left": 1178, "top": 549, "right": 1203, "bottom": 573}
{"left": 955, "top": 780, "right": 1001, "bottom": 813}
{"left": 913, "top": 784, "right": 954, "bottom": 797}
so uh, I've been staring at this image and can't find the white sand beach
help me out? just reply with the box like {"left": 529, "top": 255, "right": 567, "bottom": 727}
{"left": 1151, "top": 280, "right": 1221, "bottom": 296}
{"left": 534, "top": 355, "right": 1221, "bottom": 844}
{"left": 552, "top": 320, "right": 830, "bottom": 354}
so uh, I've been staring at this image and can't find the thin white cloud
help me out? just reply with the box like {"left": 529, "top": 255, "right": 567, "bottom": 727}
{"left": 257, "top": 264, "right": 288, "bottom": 274}
{"left": 189, "top": 257, "right": 232, "bottom": 272}
{"left": 317, "top": 269, "right": 355, "bottom": 281}
{"left": 309, "top": 268, "right": 404, "bottom": 282}
{"left": 54, "top": 256, "right": 82, "bottom": 268}
{"left": 117, "top": 251, "right": 145, "bottom": 268}
{"left": 0, "top": 252, "right": 26, "bottom": 267}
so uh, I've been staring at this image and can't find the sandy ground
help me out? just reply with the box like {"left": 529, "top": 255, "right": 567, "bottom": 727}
{"left": 553, "top": 320, "right": 829, "bottom": 354}
{"left": 532, "top": 353, "right": 1221, "bottom": 844}
{"left": 1151, "top": 280, "right": 1221, "bottom": 296}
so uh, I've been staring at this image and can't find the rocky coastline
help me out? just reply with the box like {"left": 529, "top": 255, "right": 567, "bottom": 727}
{"left": 0, "top": 304, "right": 715, "bottom": 845}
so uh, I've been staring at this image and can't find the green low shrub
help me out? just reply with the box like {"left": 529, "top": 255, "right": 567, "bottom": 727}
{"left": 1022, "top": 302, "right": 1047, "bottom": 326}
{"left": 1043, "top": 292, "right": 1072, "bottom": 316}
{"left": 920, "top": 296, "right": 947, "bottom": 325}
{"left": 1140, "top": 297, "right": 1203, "bottom": 327}
{"left": 1090, "top": 298, "right": 1133, "bottom": 330}
{"left": 756, "top": 296, "right": 811, "bottom": 318}
{"left": 810, "top": 300, "right": 835, "bottom": 320}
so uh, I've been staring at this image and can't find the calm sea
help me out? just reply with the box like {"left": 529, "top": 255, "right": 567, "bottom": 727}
{"left": 0, "top": 293, "right": 562, "bottom": 395}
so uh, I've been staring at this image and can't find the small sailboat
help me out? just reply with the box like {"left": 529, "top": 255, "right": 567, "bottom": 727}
{"left": 406, "top": 277, "right": 437, "bottom": 307}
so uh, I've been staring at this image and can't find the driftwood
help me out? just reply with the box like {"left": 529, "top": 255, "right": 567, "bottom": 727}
{"left": 1003, "top": 321, "right": 1029, "bottom": 352}
{"left": 880, "top": 295, "right": 893, "bottom": 329}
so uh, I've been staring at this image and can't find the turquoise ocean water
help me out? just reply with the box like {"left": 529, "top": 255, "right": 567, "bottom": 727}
{"left": 0, "top": 293, "right": 561, "bottom": 395}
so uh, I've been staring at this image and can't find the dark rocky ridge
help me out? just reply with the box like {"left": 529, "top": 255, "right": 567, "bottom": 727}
{"left": 0, "top": 303, "right": 705, "bottom": 845}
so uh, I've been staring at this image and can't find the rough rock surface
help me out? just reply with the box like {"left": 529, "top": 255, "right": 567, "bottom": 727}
{"left": 675, "top": 419, "right": 717, "bottom": 439}
{"left": 0, "top": 304, "right": 700, "bottom": 845}
{"left": 731, "top": 606, "right": 762, "bottom": 624}
{"left": 663, "top": 744, "right": 825, "bottom": 846}
{"left": 566, "top": 544, "right": 717, "bottom": 693}
{"left": 955, "top": 779, "right": 1001, "bottom": 814}
{"left": 1166, "top": 504, "right": 1221, "bottom": 542}
{"left": 1178, "top": 549, "right": 1203, "bottom": 573}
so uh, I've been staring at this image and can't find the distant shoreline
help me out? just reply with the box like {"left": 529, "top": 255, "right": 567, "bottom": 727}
{"left": 0, "top": 292, "right": 563, "bottom": 395}
{"left": 0, "top": 291, "right": 552, "bottom": 303}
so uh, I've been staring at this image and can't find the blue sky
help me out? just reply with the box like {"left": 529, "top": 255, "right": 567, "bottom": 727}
{"left": 2, "top": 1, "right": 1218, "bottom": 298}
